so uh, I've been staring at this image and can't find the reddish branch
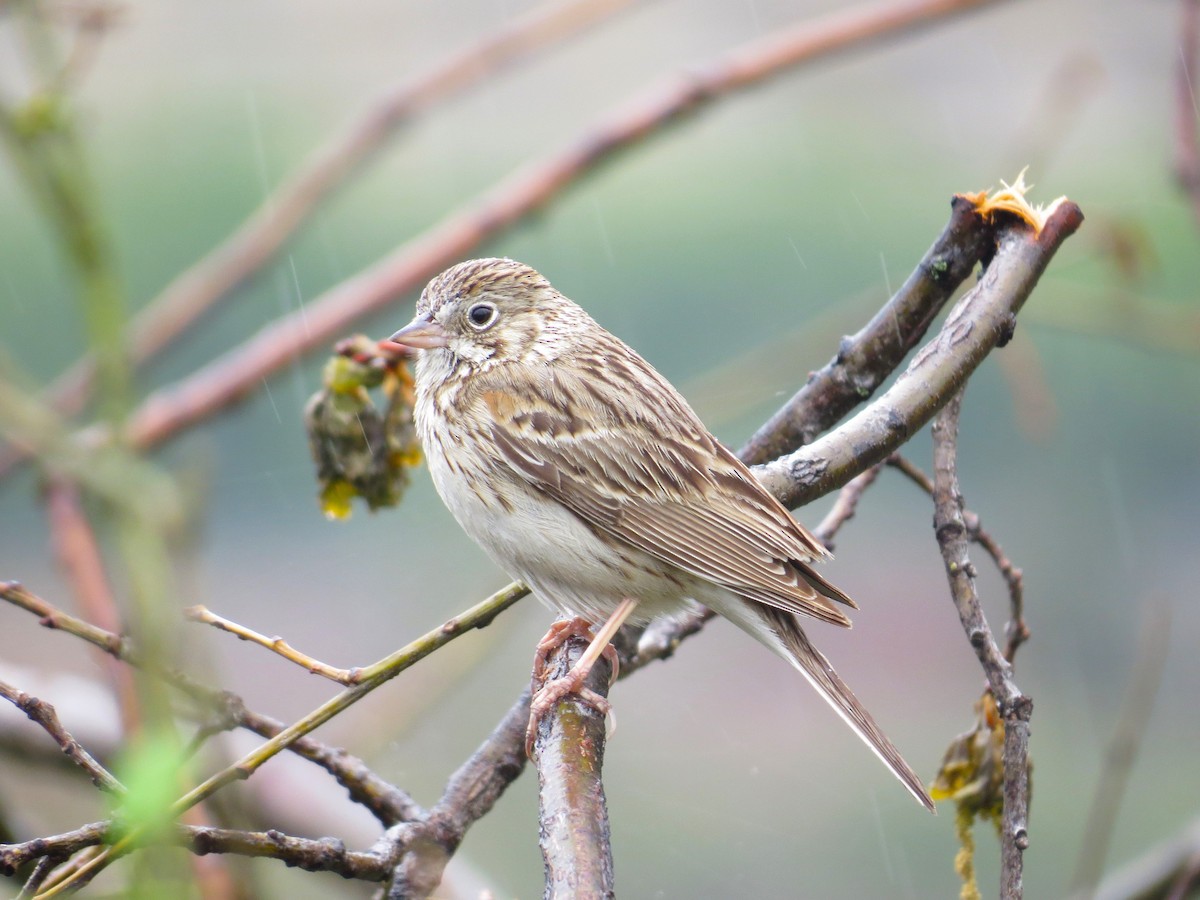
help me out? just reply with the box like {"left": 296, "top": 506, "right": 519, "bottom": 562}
{"left": 533, "top": 635, "right": 616, "bottom": 900}
{"left": 23, "top": 0, "right": 641, "bottom": 434}
{"left": 61, "top": 0, "right": 1005, "bottom": 458}
{"left": 1176, "top": 0, "right": 1200, "bottom": 227}
{"left": 42, "top": 479, "right": 141, "bottom": 733}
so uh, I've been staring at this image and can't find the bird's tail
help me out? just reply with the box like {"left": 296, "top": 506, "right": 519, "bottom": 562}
{"left": 760, "top": 606, "right": 935, "bottom": 812}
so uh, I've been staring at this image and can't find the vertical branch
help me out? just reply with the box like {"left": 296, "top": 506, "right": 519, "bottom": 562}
{"left": 534, "top": 635, "right": 615, "bottom": 900}
{"left": 931, "top": 391, "right": 1032, "bottom": 900}
{"left": 5, "top": 0, "right": 130, "bottom": 423}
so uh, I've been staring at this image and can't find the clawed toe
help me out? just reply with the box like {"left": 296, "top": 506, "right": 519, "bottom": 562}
{"left": 525, "top": 672, "right": 612, "bottom": 757}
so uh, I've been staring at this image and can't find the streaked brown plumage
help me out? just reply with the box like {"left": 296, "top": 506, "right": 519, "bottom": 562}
{"left": 389, "top": 258, "right": 933, "bottom": 811}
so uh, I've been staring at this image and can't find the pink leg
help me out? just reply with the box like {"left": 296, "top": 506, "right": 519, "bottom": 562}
{"left": 526, "top": 598, "right": 639, "bottom": 757}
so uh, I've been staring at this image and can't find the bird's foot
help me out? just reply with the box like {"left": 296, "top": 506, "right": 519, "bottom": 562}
{"left": 526, "top": 616, "right": 620, "bottom": 757}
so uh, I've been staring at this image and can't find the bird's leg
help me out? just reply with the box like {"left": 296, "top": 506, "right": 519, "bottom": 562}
{"left": 526, "top": 597, "right": 639, "bottom": 757}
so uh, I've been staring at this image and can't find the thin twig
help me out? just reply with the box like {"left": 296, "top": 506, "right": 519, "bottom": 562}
{"left": 1, "top": 581, "right": 424, "bottom": 826}
{"left": 33, "top": 581, "right": 529, "bottom": 897}
{"left": 966, "top": 515, "right": 1028, "bottom": 662}
{"left": 931, "top": 391, "right": 1032, "bottom": 900}
{"left": 17, "top": 854, "right": 64, "bottom": 900}
{"left": 887, "top": 453, "right": 1028, "bottom": 661}
{"left": 184, "top": 605, "right": 354, "bottom": 683}
{"left": 0, "top": 681, "right": 123, "bottom": 793}
{"left": 811, "top": 462, "right": 885, "bottom": 550}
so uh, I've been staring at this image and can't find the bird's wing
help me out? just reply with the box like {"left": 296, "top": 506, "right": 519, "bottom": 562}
{"left": 472, "top": 351, "right": 855, "bottom": 627}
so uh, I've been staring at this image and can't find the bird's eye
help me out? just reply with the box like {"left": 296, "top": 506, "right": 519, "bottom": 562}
{"left": 467, "top": 302, "right": 498, "bottom": 330}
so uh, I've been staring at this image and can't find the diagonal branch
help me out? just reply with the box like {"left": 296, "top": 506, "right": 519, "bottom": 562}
{"left": 0, "top": 681, "right": 123, "bottom": 794}
{"left": 93, "top": 0, "right": 1007, "bottom": 456}
{"left": 754, "top": 198, "right": 1085, "bottom": 508}
{"left": 387, "top": 692, "right": 531, "bottom": 898}
{"left": 886, "top": 453, "right": 1028, "bottom": 662}
{"left": 23, "top": 0, "right": 642, "bottom": 432}
{"left": 741, "top": 191, "right": 996, "bottom": 464}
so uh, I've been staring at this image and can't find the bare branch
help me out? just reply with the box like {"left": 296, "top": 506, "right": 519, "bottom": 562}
{"left": 83, "top": 0, "right": 1007, "bottom": 457}
{"left": 2, "top": 820, "right": 395, "bottom": 882}
{"left": 534, "top": 635, "right": 615, "bottom": 900}
{"left": 887, "top": 453, "right": 1028, "bottom": 661}
{"left": 184, "top": 605, "right": 355, "bottom": 683}
{"left": 27, "top": 0, "right": 642, "bottom": 434}
{"left": 742, "top": 191, "right": 996, "bottom": 463}
{"left": 0, "top": 822, "right": 109, "bottom": 878}
{"left": 931, "top": 392, "right": 1032, "bottom": 900}
{"left": 38, "top": 581, "right": 530, "bottom": 894}
{"left": 0, "top": 681, "right": 123, "bottom": 794}
{"left": 1, "top": 582, "right": 424, "bottom": 826}
{"left": 811, "top": 462, "right": 884, "bottom": 550}
{"left": 183, "top": 825, "right": 392, "bottom": 881}
{"left": 755, "top": 198, "right": 1085, "bottom": 508}
{"left": 388, "top": 692, "right": 530, "bottom": 898}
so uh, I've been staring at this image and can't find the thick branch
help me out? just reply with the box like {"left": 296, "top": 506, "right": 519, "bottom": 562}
{"left": 754, "top": 200, "right": 1084, "bottom": 508}
{"left": 742, "top": 192, "right": 995, "bottom": 463}
{"left": 534, "top": 636, "right": 615, "bottom": 900}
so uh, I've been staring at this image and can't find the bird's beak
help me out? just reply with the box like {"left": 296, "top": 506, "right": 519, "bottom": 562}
{"left": 389, "top": 314, "right": 448, "bottom": 350}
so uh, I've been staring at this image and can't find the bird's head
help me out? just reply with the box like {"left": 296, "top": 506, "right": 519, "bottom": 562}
{"left": 388, "top": 258, "right": 585, "bottom": 370}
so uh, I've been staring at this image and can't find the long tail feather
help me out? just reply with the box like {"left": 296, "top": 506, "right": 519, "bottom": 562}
{"left": 761, "top": 606, "right": 935, "bottom": 812}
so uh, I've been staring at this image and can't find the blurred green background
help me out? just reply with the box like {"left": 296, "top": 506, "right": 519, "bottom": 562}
{"left": 2, "top": 0, "right": 1198, "bottom": 897}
